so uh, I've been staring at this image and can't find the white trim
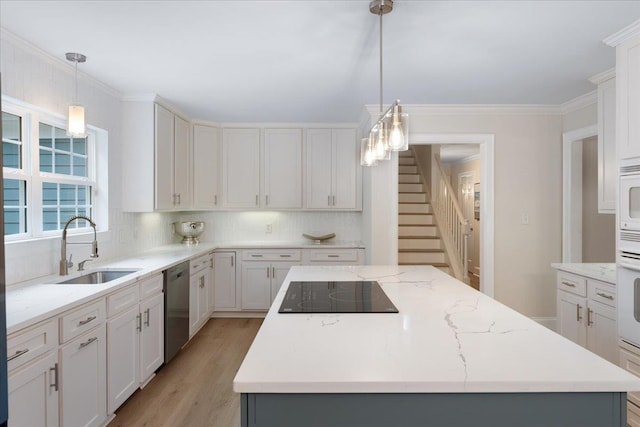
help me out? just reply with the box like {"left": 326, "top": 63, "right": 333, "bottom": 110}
{"left": 562, "top": 125, "right": 598, "bottom": 262}
{"left": 604, "top": 19, "right": 640, "bottom": 47}
{"left": 588, "top": 68, "right": 616, "bottom": 86}
{"left": 559, "top": 91, "right": 597, "bottom": 115}
{"left": 366, "top": 104, "right": 562, "bottom": 117}
{"left": 404, "top": 134, "right": 495, "bottom": 298}
{"left": 120, "top": 94, "right": 159, "bottom": 103}
{"left": 219, "top": 122, "right": 360, "bottom": 128}
{"left": 0, "top": 27, "right": 122, "bottom": 99}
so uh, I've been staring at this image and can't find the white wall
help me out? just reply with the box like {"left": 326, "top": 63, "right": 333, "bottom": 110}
{"left": 1, "top": 29, "right": 177, "bottom": 285}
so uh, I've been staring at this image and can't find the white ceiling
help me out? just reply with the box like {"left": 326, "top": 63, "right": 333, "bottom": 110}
{"left": 1, "top": 1, "right": 639, "bottom": 123}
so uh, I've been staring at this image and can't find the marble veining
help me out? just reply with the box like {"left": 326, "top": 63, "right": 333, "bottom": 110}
{"left": 234, "top": 265, "right": 640, "bottom": 394}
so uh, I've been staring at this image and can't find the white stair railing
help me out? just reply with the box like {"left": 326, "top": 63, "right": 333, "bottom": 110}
{"left": 429, "top": 155, "right": 471, "bottom": 281}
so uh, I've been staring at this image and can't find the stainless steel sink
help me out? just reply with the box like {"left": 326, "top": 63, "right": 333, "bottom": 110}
{"left": 56, "top": 269, "right": 139, "bottom": 285}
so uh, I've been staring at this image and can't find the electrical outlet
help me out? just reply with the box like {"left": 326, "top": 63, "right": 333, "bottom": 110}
{"left": 521, "top": 213, "right": 529, "bottom": 225}
{"left": 266, "top": 224, "right": 272, "bottom": 233}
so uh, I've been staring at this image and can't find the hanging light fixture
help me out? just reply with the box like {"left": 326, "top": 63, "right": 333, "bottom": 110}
{"left": 65, "top": 52, "right": 87, "bottom": 137}
{"left": 361, "top": 0, "right": 409, "bottom": 167}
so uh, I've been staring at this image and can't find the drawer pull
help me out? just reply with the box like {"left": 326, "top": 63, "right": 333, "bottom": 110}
{"left": 561, "top": 281, "right": 576, "bottom": 288}
{"left": 328, "top": 255, "right": 340, "bottom": 258}
{"left": 50, "top": 363, "right": 59, "bottom": 391}
{"left": 79, "top": 337, "right": 98, "bottom": 349}
{"left": 145, "top": 308, "right": 150, "bottom": 327}
{"left": 279, "top": 254, "right": 291, "bottom": 258}
{"left": 576, "top": 304, "right": 583, "bottom": 322}
{"left": 251, "top": 254, "right": 263, "bottom": 258}
{"left": 7, "top": 348, "right": 29, "bottom": 362}
{"left": 137, "top": 313, "right": 142, "bottom": 332}
{"left": 78, "top": 316, "right": 97, "bottom": 326}
{"left": 596, "top": 292, "right": 614, "bottom": 300}
{"left": 587, "top": 308, "right": 594, "bottom": 326}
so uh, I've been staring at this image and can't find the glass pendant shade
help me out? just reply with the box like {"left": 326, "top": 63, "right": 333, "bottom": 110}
{"left": 387, "top": 105, "right": 409, "bottom": 151}
{"left": 67, "top": 104, "right": 86, "bottom": 137}
{"left": 360, "top": 137, "right": 378, "bottom": 166}
{"left": 373, "top": 123, "right": 390, "bottom": 160}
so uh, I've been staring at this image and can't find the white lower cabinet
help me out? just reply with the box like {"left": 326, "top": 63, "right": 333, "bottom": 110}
{"left": 107, "top": 276, "right": 164, "bottom": 414}
{"left": 60, "top": 325, "right": 107, "bottom": 427}
{"left": 241, "top": 262, "right": 298, "bottom": 310}
{"left": 190, "top": 254, "right": 212, "bottom": 337}
{"left": 214, "top": 251, "right": 237, "bottom": 310}
{"left": 8, "top": 351, "right": 59, "bottom": 427}
{"left": 555, "top": 270, "right": 618, "bottom": 364}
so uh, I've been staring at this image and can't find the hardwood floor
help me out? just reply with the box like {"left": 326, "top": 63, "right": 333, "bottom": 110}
{"left": 108, "top": 318, "right": 263, "bottom": 427}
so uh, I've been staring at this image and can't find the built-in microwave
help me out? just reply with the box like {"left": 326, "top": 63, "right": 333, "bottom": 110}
{"left": 620, "top": 173, "right": 640, "bottom": 232}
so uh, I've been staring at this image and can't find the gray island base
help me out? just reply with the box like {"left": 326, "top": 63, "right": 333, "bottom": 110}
{"left": 241, "top": 392, "right": 627, "bottom": 427}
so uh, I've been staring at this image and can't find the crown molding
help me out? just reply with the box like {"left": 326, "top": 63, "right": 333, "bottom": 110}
{"left": 604, "top": 19, "right": 640, "bottom": 47}
{"left": 120, "top": 94, "right": 159, "bottom": 103}
{"left": 218, "top": 122, "right": 359, "bottom": 129}
{"left": 366, "top": 104, "right": 563, "bottom": 117}
{"left": 588, "top": 68, "right": 615, "bottom": 85}
{"left": 443, "top": 153, "right": 480, "bottom": 166}
{"left": 1, "top": 27, "right": 122, "bottom": 100}
{"left": 559, "top": 90, "right": 597, "bottom": 115}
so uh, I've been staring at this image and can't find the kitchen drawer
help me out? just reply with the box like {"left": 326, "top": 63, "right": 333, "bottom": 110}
{"left": 7, "top": 319, "right": 57, "bottom": 372}
{"left": 107, "top": 284, "right": 139, "bottom": 317}
{"left": 190, "top": 254, "right": 212, "bottom": 275}
{"left": 242, "top": 249, "right": 301, "bottom": 262}
{"left": 629, "top": 400, "right": 640, "bottom": 427}
{"left": 588, "top": 279, "right": 617, "bottom": 308}
{"left": 620, "top": 340, "right": 640, "bottom": 408}
{"left": 139, "top": 273, "right": 164, "bottom": 300}
{"left": 557, "top": 272, "right": 587, "bottom": 297}
{"left": 60, "top": 299, "right": 106, "bottom": 344}
{"left": 306, "top": 248, "right": 359, "bottom": 263}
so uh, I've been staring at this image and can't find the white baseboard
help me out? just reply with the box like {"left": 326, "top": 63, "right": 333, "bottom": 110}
{"left": 531, "top": 317, "right": 556, "bottom": 332}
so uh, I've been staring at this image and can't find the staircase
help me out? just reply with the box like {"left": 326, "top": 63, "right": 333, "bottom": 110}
{"left": 398, "top": 151, "right": 450, "bottom": 274}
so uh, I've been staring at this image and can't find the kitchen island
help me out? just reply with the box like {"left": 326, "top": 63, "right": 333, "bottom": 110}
{"left": 234, "top": 265, "right": 640, "bottom": 427}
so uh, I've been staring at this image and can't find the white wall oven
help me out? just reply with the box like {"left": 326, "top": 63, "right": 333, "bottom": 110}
{"left": 618, "top": 267, "right": 640, "bottom": 348}
{"left": 619, "top": 170, "right": 640, "bottom": 268}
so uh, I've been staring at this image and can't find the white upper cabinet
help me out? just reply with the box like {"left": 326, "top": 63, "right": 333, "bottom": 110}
{"left": 121, "top": 99, "right": 192, "bottom": 212}
{"left": 608, "top": 29, "right": 640, "bottom": 161}
{"left": 193, "top": 124, "right": 221, "bottom": 209}
{"left": 222, "top": 128, "right": 261, "bottom": 208}
{"left": 263, "top": 129, "right": 303, "bottom": 209}
{"left": 305, "top": 128, "right": 360, "bottom": 210}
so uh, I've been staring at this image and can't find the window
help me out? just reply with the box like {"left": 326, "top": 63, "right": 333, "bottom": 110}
{"left": 2, "top": 99, "right": 104, "bottom": 241}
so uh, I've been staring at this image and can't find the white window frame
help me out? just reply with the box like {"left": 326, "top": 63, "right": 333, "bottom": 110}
{"left": 2, "top": 97, "right": 107, "bottom": 242}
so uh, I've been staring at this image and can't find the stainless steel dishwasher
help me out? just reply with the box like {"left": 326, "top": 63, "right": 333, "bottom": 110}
{"left": 164, "top": 261, "right": 190, "bottom": 363}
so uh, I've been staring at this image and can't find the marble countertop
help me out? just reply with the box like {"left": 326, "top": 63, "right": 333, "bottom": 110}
{"left": 550, "top": 263, "right": 616, "bottom": 284}
{"left": 233, "top": 265, "right": 640, "bottom": 394}
{"left": 214, "top": 240, "right": 365, "bottom": 249}
{"left": 6, "top": 243, "right": 217, "bottom": 334}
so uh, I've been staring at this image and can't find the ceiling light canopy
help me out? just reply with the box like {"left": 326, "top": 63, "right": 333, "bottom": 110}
{"left": 66, "top": 52, "right": 87, "bottom": 137}
{"left": 361, "top": 0, "right": 409, "bottom": 167}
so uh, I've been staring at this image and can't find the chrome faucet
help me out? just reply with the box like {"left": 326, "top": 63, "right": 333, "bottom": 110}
{"left": 60, "top": 215, "right": 98, "bottom": 275}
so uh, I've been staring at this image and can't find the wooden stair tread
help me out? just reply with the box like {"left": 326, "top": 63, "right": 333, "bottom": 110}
{"left": 398, "top": 262, "right": 449, "bottom": 267}
{"left": 398, "top": 249, "right": 444, "bottom": 253}
{"left": 398, "top": 212, "right": 431, "bottom": 215}
{"left": 399, "top": 224, "right": 437, "bottom": 227}
{"left": 398, "top": 236, "right": 440, "bottom": 240}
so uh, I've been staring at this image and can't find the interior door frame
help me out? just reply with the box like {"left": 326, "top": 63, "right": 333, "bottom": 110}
{"left": 562, "top": 125, "right": 597, "bottom": 262}
{"left": 458, "top": 170, "right": 476, "bottom": 273}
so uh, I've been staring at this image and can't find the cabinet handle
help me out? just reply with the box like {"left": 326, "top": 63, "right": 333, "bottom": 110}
{"left": 78, "top": 315, "right": 97, "bottom": 326}
{"left": 231, "top": 256, "right": 234, "bottom": 267}
{"left": 272, "top": 266, "right": 275, "bottom": 278}
{"left": 177, "top": 194, "right": 181, "bottom": 205}
{"left": 328, "top": 254, "right": 340, "bottom": 258}
{"left": 279, "top": 254, "right": 291, "bottom": 258}
{"left": 145, "top": 308, "right": 151, "bottom": 327}
{"left": 199, "top": 277, "right": 205, "bottom": 288}
{"left": 561, "top": 281, "right": 576, "bottom": 288}
{"left": 7, "top": 348, "right": 29, "bottom": 362}
{"left": 328, "top": 195, "right": 331, "bottom": 206}
{"left": 50, "top": 363, "right": 59, "bottom": 391}
{"left": 214, "top": 195, "right": 218, "bottom": 205}
{"left": 266, "top": 195, "right": 269, "bottom": 206}
{"left": 596, "top": 292, "right": 614, "bottom": 300}
{"left": 332, "top": 195, "right": 336, "bottom": 206}
{"left": 172, "top": 194, "right": 176, "bottom": 205}
{"left": 137, "top": 313, "right": 142, "bottom": 332}
{"left": 266, "top": 267, "right": 270, "bottom": 278}
{"left": 79, "top": 336, "right": 98, "bottom": 349}
{"left": 256, "top": 195, "right": 259, "bottom": 206}
{"left": 587, "top": 308, "right": 593, "bottom": 326}
{"left": 251, "top": 254, "right": 263, "bottom": 258}
{"left": 576, "top": 304, "right": 582, "bottom": 322}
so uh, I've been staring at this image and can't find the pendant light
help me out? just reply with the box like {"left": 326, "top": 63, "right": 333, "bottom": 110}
{"left": 361, "top": 0, "right": 409, "bottom": 167}
{"left": 66, "top": 52, "right": 87, "bottom": 137}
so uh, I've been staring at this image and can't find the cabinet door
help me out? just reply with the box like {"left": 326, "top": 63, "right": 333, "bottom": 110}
{"left": 305, "top": 129, "right": 333, "bottom": 209}
{"left": 241, "top": 262, "right": 272, "bottom": 310}
{"left": 107, "top": 306, "right": 139, "bottom": 414}
{"left": 8, "top": 352, "right": 58, "bottom": 427}
{"left": 587, "top": 301, "right": 617, "bottom": 364}
{"left": 208, "top": 257, "right": 215, "bottom": 314}
{"left": 332, "top": 129, "right": 359, "bottom": 209}
{"left": 214, "top": 252, "right": 237, "bottom": 310}
{"left": 222, "top": 128, "right": 260, "bottom": 208}
{"left": 174, "top": 115, "right": 192, "bottom": 208}
{"left": 270, "top": 262, "right": 297, "bottom": 303}
{"left": 556, "top": 291, "right": 587, "bottom": 347}
{"left": 140, "top": 293, "right": 164, "bottom": 384}
{"left": 193, "top": 125, "right": 220, "bottom": 209}
{"left": 189, "top": 271, "right": 202, "bottom": 337}
{"left": 60, "top": 325, "right": 106, "bottom": 427}
{"left": 198, "top": 267, "right": 211, "bottom": 325}
{"left": 617, "top": 35, "right": 640, "bottom": 161}
{"left": 598, "top": 77, "right": 616, "bottom": 213}
{"left": 263, "top": 129, "right": 303, "bottom": 209}
{"left": 155, "top": 104, "right": 175, "bottom": 210}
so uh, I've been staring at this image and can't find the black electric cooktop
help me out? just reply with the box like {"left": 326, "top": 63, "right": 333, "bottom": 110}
{"left": 278, "top": 281, "right": 399, "bottom": 313}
